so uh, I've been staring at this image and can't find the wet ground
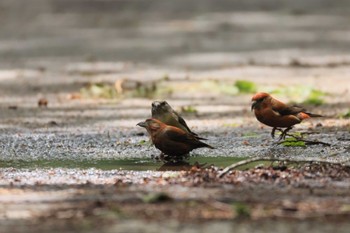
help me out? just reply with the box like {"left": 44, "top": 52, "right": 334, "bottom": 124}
{"left": 1, "top": 0, "right": 350, "bottom": 233}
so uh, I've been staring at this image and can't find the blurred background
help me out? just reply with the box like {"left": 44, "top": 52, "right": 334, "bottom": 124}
{"left": 0, "top": 2, "right": 350, "bottom": 231}
{"left": 2, "top": 0, "right": 350, "bottom": 70}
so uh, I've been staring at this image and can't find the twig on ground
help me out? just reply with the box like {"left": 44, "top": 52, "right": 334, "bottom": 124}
{"left": 276, "top": 139, "right": 331, "bottom": 146}
{"left": 276, "top": 133, "right": 331, "bottom": 146}
{"left": 218, "top": 157, "right": 350, "bottom": 178}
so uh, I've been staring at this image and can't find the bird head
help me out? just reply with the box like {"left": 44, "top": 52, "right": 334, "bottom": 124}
{"left": 151, "top": 100, "right": 172, "bottom": 116}
{"left": 137, "top": 118, "right": 164, "bottom": 134}
{"left": 251, "top": 92, "right": 270, "bottom": 111}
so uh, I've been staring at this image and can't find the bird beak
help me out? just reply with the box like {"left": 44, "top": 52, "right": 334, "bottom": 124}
{"left": 137, "top": 121, "right": 147, "bottom": 128}
{"left": 251, "top": 101, "right": 257, "bottom": 111}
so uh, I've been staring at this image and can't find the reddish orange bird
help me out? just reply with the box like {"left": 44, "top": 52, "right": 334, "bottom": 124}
{"left": 251, "top": 92, "right": 322, "bottom": 140}
{"left": 137, "top": 118, "right": 214, "bottom": 161}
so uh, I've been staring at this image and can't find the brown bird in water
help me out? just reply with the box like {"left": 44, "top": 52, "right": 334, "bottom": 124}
{"left": 251, "top": 92, "right": 322, "bottom": 140}
{"left": 137, "top": 118, "right": 214, "bottom": 161}
{"left": 151, "top": 100, "right": 206, "bottom": 140}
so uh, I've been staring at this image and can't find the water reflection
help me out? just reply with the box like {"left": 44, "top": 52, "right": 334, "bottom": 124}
{"left": 0, "top": 157, "right": 245, "bottom": 171}
{"left": 157, "top": 161, "right": 207, "bottom": 171}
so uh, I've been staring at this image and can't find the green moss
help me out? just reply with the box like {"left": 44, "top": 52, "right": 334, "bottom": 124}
{"left": 281, "top": 137, "right": 306, "bottom": 147}
{"left": 223, "top": 123, "right": 239, "bottom": 128}
{"left": 197, "top": 80, "right": 239, "bottom": 95}
{"left": 291, "top": 132, "right": 303, "bottom": 138}
{"left": 138, "top": 140, "right": 147, "bottom": 145}
{"left": 242, "top": 132, "right": 259, "bottom": 138}
{"left": 234, "top": 80, "right": 257, "bottom": 93}
{"left": 271, "top": 86, "right": 326, "bottom": 106}
{"left": 340, "top": 110, "right": 350, "bottom": 119}
{"left": 142, "top": 192, "right": 172, "bottom": 203}
{"left": 303, "top": 97, "right": 324, "bottom": 106}
{"left": 79, "top": 79, "right": 172, "bottom": 99}
{"left": 80, "top": 83, "right": 119, "bottom": 99}
{"left": 181, "top": 106, "right": 198, "bottom": 114}
{"left": 232, "top": 202, "right": 251, "bottom": 218}
{"left": 218, "top": 83, "right": 239, "bottom": 95}
{"left": 130, "top": 83, "right": 158, "bottom": 99}
{"left": 302, "top": 89, "right": 326, "bottom": 106}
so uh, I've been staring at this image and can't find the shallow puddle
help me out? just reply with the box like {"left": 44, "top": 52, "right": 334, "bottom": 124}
{"left": 0, "top": 156, "right": 246, "bottom": 171}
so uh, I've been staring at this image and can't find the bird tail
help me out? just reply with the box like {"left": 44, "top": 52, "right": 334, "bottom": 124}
{"left": 207, "top": 145, "right": 215, "bottom": 149}
{"left": 299, "top": 112, "right": 322, "bottom": 120}
{"left": 202, "top": 142, "right": 215, "bottom": 149}
{"left": 195, "top": 135, "right": 208, "bottom": 140}
{"left": 305, "top": 112, "right": 323, "bottom": 117}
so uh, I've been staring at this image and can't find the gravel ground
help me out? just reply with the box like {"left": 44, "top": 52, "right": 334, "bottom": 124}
{"left": 0, "top": 72, "right": 349, "bottom": 162}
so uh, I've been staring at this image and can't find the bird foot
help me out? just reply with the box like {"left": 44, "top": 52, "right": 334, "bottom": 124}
{"left": 271, "top": 127, "right": 284, "bottom": 139}
{"left": 277, "top": 127, "right": 293, "bottom": 141}
{"left": 152, "top": 153, "right": 166, "bottom": 162}
{"left": 153, "top": 153, "right": 189, "bottom": 163}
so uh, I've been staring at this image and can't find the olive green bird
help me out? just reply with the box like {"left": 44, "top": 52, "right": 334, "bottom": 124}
{"left": 151, "top": 101, "right": 206, "bottom": 140}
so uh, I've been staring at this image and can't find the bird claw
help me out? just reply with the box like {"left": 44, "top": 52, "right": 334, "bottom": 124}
{"left": 277, "top": 134, "right": 284, "bottom": 142}
{"left": 276, "top": 127, "right": 293, "bottom": 141}
{"left": 152, "top": 152, "right": 166, "bottom": 162}
{"left": 271, "top": 127, "right": 284, "bottom": 140}
{"left": 155, "top": 153, "right": 189, "bottom": 163}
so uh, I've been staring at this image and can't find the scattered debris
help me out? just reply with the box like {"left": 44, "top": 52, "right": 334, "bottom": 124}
{"left": 38, "top": 98, "right": 48, "bottom": 107}
{"left": 8, "top": 105, "right": 18, "bottom": 110}
{"left": 218, "top": 157, "right": 350, "bottom": 178}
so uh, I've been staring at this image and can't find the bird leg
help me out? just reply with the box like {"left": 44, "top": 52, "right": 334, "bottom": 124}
{"left": 271, "top": 127, "right": 276, "bottom": 138}
{"left": 271, "top": 127, "right": 284, "bottom": 138}
{"left": 165, "top": 154, "right": 189, "bottom": 163}
{"left": 155, "top": 152, "right": 189, "bottom": 163}
{"left": 159, "top": 152, "right": 166, "bottom": 161}
{"left": 152, "top": 152, "right": 166, "bottom": 162}
{"left": 278, "top": 126, "right": 293, "bottom": 141}
{"left": 161, "top": 154, "right": 181, "bottom": 163}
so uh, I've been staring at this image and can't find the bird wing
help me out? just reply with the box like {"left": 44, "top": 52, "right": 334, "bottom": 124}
{"left": 162, "top": 127, "right": 213, "bottom": 149}
{"left": 173, "top": 111, "right": 198, "bottom": 136}
{"left": 163, "top": 127, "right": 195, "bottom": 143}
{"left": 271, "top": 98, "right": 305, "bottom": 116}
{"left": 277, "top": 105, "right": 305, "bottom": 116}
